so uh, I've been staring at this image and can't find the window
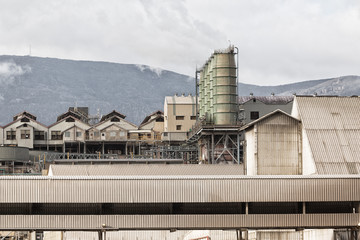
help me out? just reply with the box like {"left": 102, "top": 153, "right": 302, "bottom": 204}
{"left": 51, "top": 131, "right": 62, "bottom": 140}
{"left": 190, "top": 116, "right": 196, "bottom": 120}
{"left": 110, "top": 132, "right": 116, "bottom": 137}
{"left": 176, "top": 125, "right": 182, "bottom": 130}
{"left": 94, "top": 132, "right": 99, "bottom": 137}
{"left": 176, "top": 116, "right": 185, "bottom": 120}
{"left": 163, "top": 132, "right": 168, "bottom": 136}
{"left": 110, "top": 117, "right": 120, "bottom": 122}
{"left": 147, "top": 133, "right": 151, "bottom": 138}
{"left": 156, "top": 117, "right": 164, "bottom": 122}
{"left": 76, "top": 132, "right": 82, "bottom": 137}
{"left": 65, "top": 131, "right": 70, "bottom": 138}
{"left": 21, "top": 117, "right": 30, "bottom": 122}
{"left": 66, "top": 117, "right": 75, "bottom": 122}
{"left": 21, "top": 130, "right": 30, "bottom": 139}
{"left": 6, "top": 130, "right": 16, "bottom": 140}
{"left": 34, "top": 131, "right": 45, "bottom": 140}
{"left": 250, "top": 111, "right": 259, "bottom": 120}
{"left": 119, "top": 132, "right": 125, "bottom": 137}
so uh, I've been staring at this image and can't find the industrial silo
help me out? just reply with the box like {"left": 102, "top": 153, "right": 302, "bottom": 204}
{"left": 203, "top": 63, "right": 209, "bottom": 119}
{"left": 198, "top": 69, "right": 204, "bottom": 117}
{"left": 208, "top": 55, "right": 215, "bottom": 123}
{"left": 213, "top": 47, "right": 237, "bottom": 125}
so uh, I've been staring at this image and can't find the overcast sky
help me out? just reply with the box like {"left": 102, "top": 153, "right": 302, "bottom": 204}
{"left": 0, "top": 0, "right": 359, "bottom": 85}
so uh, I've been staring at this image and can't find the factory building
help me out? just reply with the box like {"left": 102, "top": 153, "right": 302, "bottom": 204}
{"left": 48, "top": 109, "right": 91, "bottom": 153}
{"left": 86, "top": 110, "right": 138, "bottom": 155}
{"left": 241, "top": 110, "right": 302, "bottom": 175}
{"left": 163, "top": 94, "right": 196, "bottom": 141}
{"left": 238, "top": 95, "right": 294, "bottom": 124}
{"left": 138, "top": 110, "right": 164, "bottom": 142}
{"left": 2, "top": 111, "right": 48, "bottom": 150}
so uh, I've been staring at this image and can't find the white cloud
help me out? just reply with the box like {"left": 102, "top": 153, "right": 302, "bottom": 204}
{"left": 135, "top": 64, "right": 163, "bottom": 77}
{"left": 0, "top": 0, "right": 359, "bottom": 85}
{"left": 0, "top": 61, "right": 31, "bottom": 85}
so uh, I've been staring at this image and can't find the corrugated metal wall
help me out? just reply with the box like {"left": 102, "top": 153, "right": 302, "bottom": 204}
{"left": 1, "top": 214, "right": 358, "bottom": 230}
{"left": 257, "top": 113, "right": 301, "bottom": 175}
{"left": 0, "top": 176, "right": 359, "bottom": 203}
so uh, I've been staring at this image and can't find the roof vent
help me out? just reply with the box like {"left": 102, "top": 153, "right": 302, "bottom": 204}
{"left": 313, "top": 92, "right": 318, "bottom": 97}
{"left": 250, "top": 93, "right": 253, "bottom": 96}
{"left": 271, "top": 93, "right": 275, "bottom": 96}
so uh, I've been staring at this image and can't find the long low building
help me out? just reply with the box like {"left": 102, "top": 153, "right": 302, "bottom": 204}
{"left": 0, "top": 174, "right": 359, "bottom": 231}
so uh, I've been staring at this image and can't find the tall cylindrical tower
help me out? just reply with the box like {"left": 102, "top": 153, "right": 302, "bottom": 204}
{"left": 213, "top": 47, "right": 237, "bottom": 125}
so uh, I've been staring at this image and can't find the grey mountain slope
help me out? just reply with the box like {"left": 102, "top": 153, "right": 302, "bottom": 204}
{"left": 0, "top": 55, "right": 359, "bottom": 126}
{"left": 0, "top": 55, "right": 194, "bottom": 126}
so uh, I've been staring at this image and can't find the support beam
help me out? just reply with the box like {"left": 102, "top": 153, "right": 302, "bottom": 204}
{"left": 211, "top": 133, "right": 215, "bottom": 164}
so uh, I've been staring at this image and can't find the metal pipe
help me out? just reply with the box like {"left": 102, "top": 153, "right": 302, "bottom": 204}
{"left": 195, "top": 69, "right": 199, "bottom": 121}
{"left": 234, "top": 46, "right": 239, "bottom": 123}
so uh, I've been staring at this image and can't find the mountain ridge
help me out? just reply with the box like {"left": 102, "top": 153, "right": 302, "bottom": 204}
{"left": 0, "top": 55, "right": 359, "bottom": 126}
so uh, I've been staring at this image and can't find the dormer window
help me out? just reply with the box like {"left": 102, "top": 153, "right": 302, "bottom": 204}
{"left": 110, "top": 117, "right": 120, "bottom": 122}
{"left": 66, "top": 117, "right": 75, "bottom": 122}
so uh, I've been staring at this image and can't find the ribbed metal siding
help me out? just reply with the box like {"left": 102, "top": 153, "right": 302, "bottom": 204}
{"left": 49, "top": 164, "right": 245, "bottom": 176}
{"left": 0, "top": 214, "right": 358, "bottom": 230}
{"left": 295, "top": 96, "right": 360, "bottom": 174}
{"left": 0, "top": 176, "right": 359, "bottom": 203}
{"left": 257, "top": 113, "right": 301, "bottom": 175}
{"left": 0, "top": 146, "right": 29, "bottom": 162}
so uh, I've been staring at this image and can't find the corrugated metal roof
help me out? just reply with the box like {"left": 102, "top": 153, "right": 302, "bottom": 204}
{"left": 239, "top": 96, "right": 294, "bottom": 105}
{"left": 295, "top": 96, "right": 360, "bottom": 174}
{"left": 240, "top": 109, "right": 300, "bottom": 131}
{"left": 48, "top": 164, "right": 245, "bottom": 176}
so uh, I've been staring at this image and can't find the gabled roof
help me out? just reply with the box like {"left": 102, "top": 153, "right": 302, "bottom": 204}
{"left": 13, "top": 111, "right": 37, "bottom": 121}
{"left": 98, "top": 123, "right": 127, "bottom": 132}
{"left": 3, "top": 115, "right": 48, "bottom": 129}
{"left": 56, "top": 110, "right": 83, "bottom": 122}
{"left": 61, "top": 124, "right": 86, "bottom": 134}
{"left": 100, "top": 110, "right": 126, "bottom": 122}
{"left": 240, "top": 109, "right": 300, "bottom": 131}
{"left": 48, "top": 115, "right": 90, "bottom": 129}
{"left": 295, "top": 96, "right": 360, "bottom": 174}
{"left": 140, "top": 110, "right": 163, "bottom": 126}
{"left": 16, "top": 123, "right": 34, "bottom": 129}
{"left": 238, "top": 96, "right": 294, "bottom": 105}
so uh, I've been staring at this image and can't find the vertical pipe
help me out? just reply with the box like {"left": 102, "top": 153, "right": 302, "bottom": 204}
{"left": 234, "top": 46, "right": 239, "bottom": 123}
{"left": 195, "top": 69, "right": 199, "bottom": 121}
{"left": 303, "top": 202, "right": 306, "bottom": 214}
